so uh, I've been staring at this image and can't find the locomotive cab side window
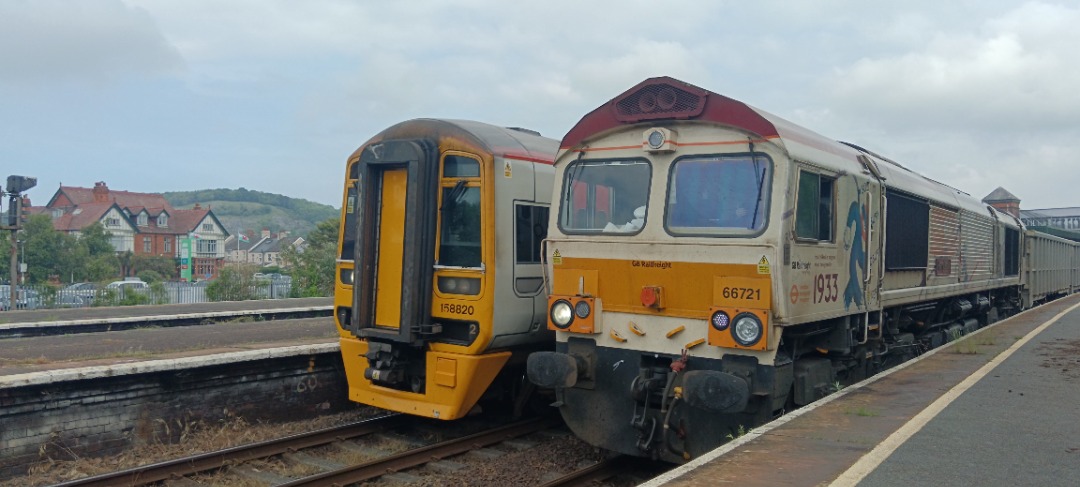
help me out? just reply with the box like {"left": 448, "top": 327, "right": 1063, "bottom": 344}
{"left": 438, "top": 155, "right": 482, "bottom": 268}
{"left": 559, "top": 159, "right": 650, "bottom": 234}
{"left": 794, "top": 170, "right": 835, "bottom": 242}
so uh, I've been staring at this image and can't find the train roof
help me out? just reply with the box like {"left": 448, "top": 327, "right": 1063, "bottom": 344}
{"left": 562, "top": 76, "right": 1002, "bottom": 219}
{"left": 352, "top": 118, "right": 557, "bottom": 164}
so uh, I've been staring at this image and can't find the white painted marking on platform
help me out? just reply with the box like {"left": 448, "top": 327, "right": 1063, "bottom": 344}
{"left": 829, "top": 299, "right": 1080, "bottom": 486}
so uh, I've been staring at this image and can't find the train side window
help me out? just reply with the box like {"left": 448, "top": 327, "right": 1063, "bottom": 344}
{"left": 795, "top": 170, "right": 835, "bottom": 241}
{"left": 515, "top": 204, "right": 549, "bottom": 264}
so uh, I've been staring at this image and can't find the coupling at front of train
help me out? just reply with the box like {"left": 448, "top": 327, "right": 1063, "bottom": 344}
{"left": 334, "top": 119, "right": 558, "bottom": 420}
{"left": 528, "top": 77, "right": 1029, "bottom": 462}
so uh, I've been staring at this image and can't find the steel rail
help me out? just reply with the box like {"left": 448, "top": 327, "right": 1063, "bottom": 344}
{"left": 53, "top": 414, "right": 404, "bottom": 487}
{"left": 282, "top": 416, "right": 563, "bottom": 486}
{"left": 538, "top": 455, "right": 633, "bottom": 487}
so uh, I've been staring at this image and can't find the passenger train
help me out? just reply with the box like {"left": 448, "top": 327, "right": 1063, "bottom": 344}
{"left": 334, "top": 119, "right": 558, "bottom": 419}
{"left": 527, "top": 77, "right": 1080, "bottom": 462}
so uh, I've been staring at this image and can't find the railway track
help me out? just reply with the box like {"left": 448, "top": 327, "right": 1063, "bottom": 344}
{"left": 53, "top": 414, "right": 583, "bottom": 486}
{"left": 53, "top": 414, "right": 407, "bottom": 487}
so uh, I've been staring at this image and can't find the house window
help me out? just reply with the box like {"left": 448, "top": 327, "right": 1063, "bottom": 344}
{"left": 106, "top": 217, "right": 120, "bottom": 227}
{"left": 795, "top": 170, "right": 835, "bottom": 241}
{"left": 164, "top": 237, "right": 171, "bottom": 253}
{"left": 202, "top": 223, "right": 213, "bottom": 232}
{"left": 196, "top": 239, "right": 218, "bottom": 254}
{"left": 138, "top": 213, "right": 148, "bottom": 226}
{"left": 143, "top": 237, "right": 152, "bottom": 253}
{"left": 158, "top": 214, "right": 168, "bottom": 227}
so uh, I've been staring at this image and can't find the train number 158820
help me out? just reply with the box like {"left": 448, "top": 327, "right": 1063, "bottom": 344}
{"left": 440, "top": 303, "right": 475, "bottom": 315}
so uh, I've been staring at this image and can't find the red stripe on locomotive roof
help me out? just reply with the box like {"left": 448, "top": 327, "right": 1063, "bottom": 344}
{"left": 561, "top": 76, "right": 780, "bottom": 150}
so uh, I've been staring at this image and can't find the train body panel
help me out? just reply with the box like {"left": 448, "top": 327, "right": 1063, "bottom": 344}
{"left": 336, "top": 119, "right": 557, "bottom": 419}
{"left": 528, "top": 77, "right": 1046, "bottom": 462}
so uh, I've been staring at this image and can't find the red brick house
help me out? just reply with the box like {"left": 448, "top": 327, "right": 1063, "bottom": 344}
{"left": 39, "top": 182, "right": 229, "bottom": 279}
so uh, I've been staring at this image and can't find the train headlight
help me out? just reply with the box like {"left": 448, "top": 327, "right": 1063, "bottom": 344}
{"left": 339, "top": 268, "right": 355, "bottom": 286}
{"left": 550, "top": 300, "right": 574, "bottom": 329}
{"left": 438, "top": 277, "right": 481, "bottom": 296}
{"left": 732, "top": 313, "right": 763, "bottom": 346}
{"left": 710, "top": 310, "right": 730, "bottom": 331}
{"left": 574, "top": 300, "right": 591, "bottom": 319}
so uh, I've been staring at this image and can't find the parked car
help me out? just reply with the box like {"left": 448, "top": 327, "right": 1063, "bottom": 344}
{"left": 58, "top": 282, "right": 101, "bottom": 307}
{"left": 0, "top": 285, "right": 42, "bottom": 310}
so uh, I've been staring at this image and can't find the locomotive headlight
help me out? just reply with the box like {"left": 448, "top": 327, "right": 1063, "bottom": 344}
{"left": 443, "top": 278, "right": 458, "bottom": 292}
{"left": 732, "top": 313, "right": 763, "bottom": 346}
{"left": 647, "top": 130, "right": 665, "bottom": 149}
{"left": 551, "top": 300, "right": 574, "bottom": 329}
{"left": 574, "top": 300, "right": 591, "bottom": 319}
{"left": 710, "top": 310, "right": 730, "bottom": 331}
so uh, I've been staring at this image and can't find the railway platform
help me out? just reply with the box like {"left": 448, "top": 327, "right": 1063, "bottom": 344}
{"left": 0, "top": 298, "right": 337, "bottom": 381}
{"left": 643, "top": 293, "right": 1080, "bottom": 487}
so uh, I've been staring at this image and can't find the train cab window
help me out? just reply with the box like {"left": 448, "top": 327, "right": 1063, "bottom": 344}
{"left": 444, "top": 155, "right": 481, "bottom": 177}
{"left": 559, "top": 159, "right": 650, "bottom": 234}
{"left": 794, "top": 170, "right": 835, "bottom": 241}
{"left": 515, "top": 204, "right": 548, "bottom": 264}
{"left": 340, "top": 183, "right": 358, "bottom": 260}
{"left": 439, "top": 155, "right": 482, "bottom": 268}
{"left": 666, "top": 155, "right": 771, "bottom": 235}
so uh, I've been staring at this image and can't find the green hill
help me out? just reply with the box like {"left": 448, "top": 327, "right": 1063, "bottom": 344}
{"left": 163, "top": 188, "right": 339, "bottom": 238}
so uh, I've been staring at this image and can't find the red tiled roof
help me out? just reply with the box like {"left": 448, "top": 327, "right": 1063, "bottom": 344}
{"left": 49, "top": 184, "right": 173, "bottom": 214}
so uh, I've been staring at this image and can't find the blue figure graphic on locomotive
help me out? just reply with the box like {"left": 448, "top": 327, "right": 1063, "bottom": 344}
{"left": 528, "top": 77, "right": 1076, "bottom": 463}
{"left": 844, "top": 174, "right": 867, "bottom": 311}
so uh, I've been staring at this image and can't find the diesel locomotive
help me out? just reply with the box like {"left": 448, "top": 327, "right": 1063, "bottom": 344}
{"left": 527, "top": 77, "right": 1080, "bottom": 462}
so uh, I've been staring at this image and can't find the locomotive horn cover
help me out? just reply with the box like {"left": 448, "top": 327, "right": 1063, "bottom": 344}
{"left": 681, "top": 370, "right": 749, "bottom": 413}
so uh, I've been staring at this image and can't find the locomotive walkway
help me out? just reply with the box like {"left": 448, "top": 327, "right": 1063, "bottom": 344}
{"left": 645, "top": 293, "right": 1080, "bottom": 487}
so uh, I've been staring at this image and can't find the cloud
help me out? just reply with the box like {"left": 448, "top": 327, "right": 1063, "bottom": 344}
{"left": 0, "top": 0, "right": 184, "bottom": 85}
{"left": 825, "top": 2, "right": 1080, "bottom": 132}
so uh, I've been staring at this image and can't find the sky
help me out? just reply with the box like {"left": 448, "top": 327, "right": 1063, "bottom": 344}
{"left": 1, "top": 0, "right": 1078, "bottom": 211}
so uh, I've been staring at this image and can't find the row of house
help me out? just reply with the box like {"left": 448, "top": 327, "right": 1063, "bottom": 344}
{"left": 224, "top": 230, "right": 305, "bottom": 266}
{"left": 27, "top": 182, "right": 229, "bottom": 280}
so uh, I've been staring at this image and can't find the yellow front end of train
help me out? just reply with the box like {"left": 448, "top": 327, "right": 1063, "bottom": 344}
{"left": 335, "top": 119, "right": 556, "bottom": 420}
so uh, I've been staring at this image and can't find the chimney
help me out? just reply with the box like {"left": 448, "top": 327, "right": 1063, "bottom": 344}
{"left": 193, "top": 203, "right": 202, "bottom": 210}
{"left": 982, "top": 187, "right": 1021, "bottom": 218}
{"left": 261, "top": 228, "right": 271, "bottom": 238}
{"left": 21, "top": 195, "right": 31, "bottom": 207}
{"left": 92, "top": 181, "right": 110, "bottom": 202}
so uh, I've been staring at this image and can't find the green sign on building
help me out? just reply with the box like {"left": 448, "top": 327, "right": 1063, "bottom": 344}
{"left": 180, "top": 237, "right": 193, "bottom": 281}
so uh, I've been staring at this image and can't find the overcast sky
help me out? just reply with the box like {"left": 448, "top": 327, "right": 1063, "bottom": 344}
{"left": 1, "top": 0, "right": 1077, "bottom": 211}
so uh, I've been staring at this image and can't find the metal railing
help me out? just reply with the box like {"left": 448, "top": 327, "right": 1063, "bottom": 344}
{"left": 0, "top": 280, "right": 299, "bottom": 311}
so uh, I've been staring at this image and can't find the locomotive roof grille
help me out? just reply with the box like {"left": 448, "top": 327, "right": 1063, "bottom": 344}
{"left": 613, "top": 82, "right": 707, "bottom": 122}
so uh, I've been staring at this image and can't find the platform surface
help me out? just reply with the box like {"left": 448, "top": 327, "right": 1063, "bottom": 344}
{"left": 644, "top": 293, "right": 1080, "bottom": 487}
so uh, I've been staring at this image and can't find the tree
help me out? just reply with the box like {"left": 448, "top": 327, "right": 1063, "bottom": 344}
{"left": 281, "top": 217, "right": 338, "bottom": 297}
{"left": 131, "top": 255, "right": 178, "bottom": 280}
{"left": 206, "top": 266, "right": 265, "bottom": 301}
{"left": 20, "top": 214, "right": 81, "bottom": 283}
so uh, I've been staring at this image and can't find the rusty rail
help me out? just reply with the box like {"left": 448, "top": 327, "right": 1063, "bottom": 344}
{"left": 538, "top": 455, "right": 633, "bottom": 487}
{"left": 281, "top": 416, "right": 562, "bottom": 486}
{"left": 53, "top": 414, "right": 403, "bottom": 487}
